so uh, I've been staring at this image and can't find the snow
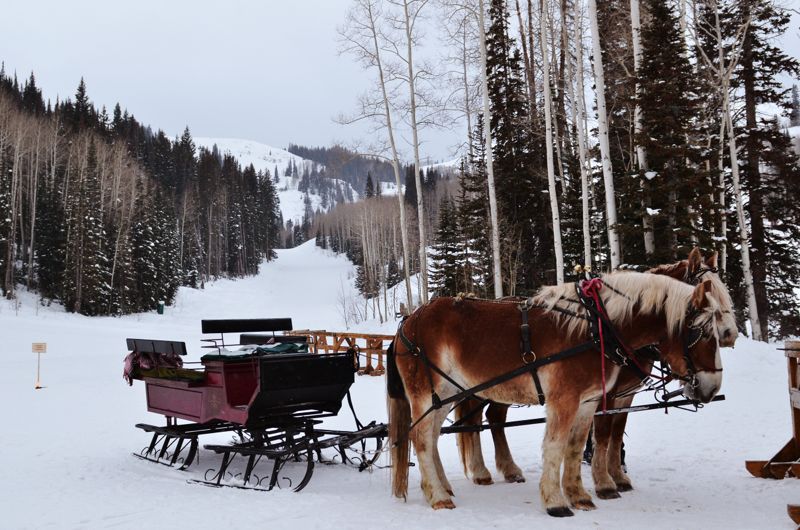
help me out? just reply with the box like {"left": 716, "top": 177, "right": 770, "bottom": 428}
{"left": 646, "top": 207, "right": 661, "bottom": 216}
{"left": 378, "top": 180, "right": 404, "bottom": 197}
{"left": 193, "top": 137, "right": 357, "bottom": 222}
{"left": 644, "top": 171, "right": 658, "bottom": 180}
{"left": 422, "top": 158, "right": 460, "bottom": 174}
{"left": 2, "top": 241, "right": 798, "bottom": 529}
{"left": 193, "top": 137, "right": 308, "bottom": 178}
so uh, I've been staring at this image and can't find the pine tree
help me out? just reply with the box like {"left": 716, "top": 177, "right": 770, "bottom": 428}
{"left": 428, "top": 197, "right": 462, "bottom": 297}
{"left": 386, "top": 254, "right": 402, "bottom": 288}
{"left": 456, "top": 118, "right": 494, "bottom": 297}
{"left": 35, "top": 177, "right": 66, "bottom": 301}
{"left": 638, "top": 0, "right": 709, "bottom": 263}
{"left": 71, "top": 140, "right": 112, "bottom": 315}
{"left": 72, "top": 78, "right": 92, "bottom": 132}
{"left": 731, "top": 0, "right": 800, "bottom": 338}
{"left": 365, "top": 172, "right": 375, "bottom": 198}
{"left": 21, "top": 73, "right": 44, "bottom": 115}
{"left": 486, "top": 0, "right": 548, "bottom": 292}
{"left": 403, "top": 165, "right": 418, "bottom": 208}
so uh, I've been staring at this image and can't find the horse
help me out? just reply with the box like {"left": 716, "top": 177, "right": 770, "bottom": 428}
{"left": 387, "top": 270, "right": 724, "bottom": 516}
{"left": 454, "top": 248, "right": 737, "bottom": 493}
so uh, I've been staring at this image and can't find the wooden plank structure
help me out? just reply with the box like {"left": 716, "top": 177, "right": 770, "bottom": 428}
{"left": 745, "top": 341, "right": 800, "bottom": 527}
{"left": 789, "top": 505, "right": 800, "bottom": 526}
{"left": 291, "top": 330, "right": 394, "bottom": 376}
{"left": 746, "top": 340, "right": 800, "bottom": 479}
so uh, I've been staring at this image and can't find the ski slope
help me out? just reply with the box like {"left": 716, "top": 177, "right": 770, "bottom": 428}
{"left": 193, "top": 137, "right": 357, "bottom": 223}
{"left": 1, "top": 240, "right": 797, "bottom": 529}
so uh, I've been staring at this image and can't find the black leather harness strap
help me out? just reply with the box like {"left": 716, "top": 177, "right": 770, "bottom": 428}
{"left": 397, "top": 315, "right": 484, "bottom": 411}
{"left": 519, "top": 302, "right": 546, "bottom": 405}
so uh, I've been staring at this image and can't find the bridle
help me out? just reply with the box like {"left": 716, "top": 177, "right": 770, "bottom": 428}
{"left": 577, "top": 276, "right": 721, "bottom": 401}
{"left": 686, "top": 265, "right": 718, "bottom": 285}
{"left": 676, "top": 304, "right": 723, "bottom": 392}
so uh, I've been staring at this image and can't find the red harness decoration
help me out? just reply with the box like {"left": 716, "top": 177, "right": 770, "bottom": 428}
{"left": 581, "top": 278, "right": 609, "bottom": 412}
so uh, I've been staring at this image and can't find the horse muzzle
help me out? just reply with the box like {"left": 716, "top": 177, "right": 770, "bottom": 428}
{"left": 682, "top": 371, "right": 722, "bottom": 403}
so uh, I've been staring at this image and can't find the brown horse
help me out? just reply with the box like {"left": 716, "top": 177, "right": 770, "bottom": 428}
{"left": 388, "top": 270, "right": 724, "bottom": 516}
{"left": 454, "top": 249, "right": 737, "bottom": 493}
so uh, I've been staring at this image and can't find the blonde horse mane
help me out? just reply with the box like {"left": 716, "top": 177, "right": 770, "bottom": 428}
{"left": 530, "top": 271, "right": 719, "bottom": 338}
{"left": 648, "top": 260, "right": 734, "bottom": 314}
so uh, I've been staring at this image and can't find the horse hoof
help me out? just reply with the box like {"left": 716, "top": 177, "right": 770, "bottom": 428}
{"left": 596, "top": 488, "right": 621, "bottom": 500}
{"left": 473, "top": 477, "right": 494, "bottom": 486}
{"left": 616, "top": 483, "right": 634, "bottom": 492}
{"left": 504, "top": 473, "right": 526, "bottom": 483}
{"left": 546, "top": 506, "right": 574, "bottom": 517}
{"left": 573, "top": 499, "right": 597, "bottom": 511}
{"left": 432, "top": 499, "right": 456, "bottom": 510}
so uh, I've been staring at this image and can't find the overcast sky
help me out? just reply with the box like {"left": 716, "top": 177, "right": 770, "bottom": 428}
{"left": 0, "top": 0, "right": 461, "bottom": 161}
{"left": 0, "top": 1, "right": 798, "bottom": 163}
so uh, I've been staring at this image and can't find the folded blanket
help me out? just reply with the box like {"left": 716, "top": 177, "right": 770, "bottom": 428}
{"left": 200, "top": 342, "right": 308, "bottom": 361}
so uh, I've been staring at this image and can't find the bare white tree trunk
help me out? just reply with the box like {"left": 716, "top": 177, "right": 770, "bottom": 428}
{"left": 725, "top": 103, "right": 762, "bottom": 340}
{"left": 692, "top": 2, "right": 759, "bottom": 337}
{"left": 570, "top": 0, "right": 592, "bottom": 267}
{"left": 478, "top": 0, "right": 504, "bottom": 297}
{"left": 540, "top": 0, "right": 564, "bottom": 284}
{"left": 342, "top": 0, "right": 416, "bottom": 310}
{"left": 27, "top": 128, "right": 41, "bottom": 290}
{"left": 717, "top": 107, "right": 727, "bottom": 275}
{"left": 629, "top": 0, "right": 654, "bottom": 256}
{"left": 460, "top": 20, "right": 475, "bottom": 160}
{"left": 588, "top": 0, "right": 621, "bottom": 269}
{"left": 400, "top": 0, "right": 429, "bottom": 304}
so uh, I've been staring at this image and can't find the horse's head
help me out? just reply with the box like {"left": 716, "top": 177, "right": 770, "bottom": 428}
{"left": 650, "top": 248, "right": 738, "bottom": 347}
{"left": 661, "top": 279, "right": 724, "bottom": 403}
{"left": 686, "top": 248, "right": 738, "bottom": 348}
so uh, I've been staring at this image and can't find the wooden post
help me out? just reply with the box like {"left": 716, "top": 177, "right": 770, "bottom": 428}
{"left": 745, "top": 340, "right": 800, "bottom": 479}
{"left": 32, "top": 342, "right": 47, "bottom": 389}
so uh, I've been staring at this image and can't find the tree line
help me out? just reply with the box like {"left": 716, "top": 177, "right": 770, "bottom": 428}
{"left": 0, "top": 70, "right": 282, "bottom": 315}
{"left": 331, "top": 0, "right": 800, "bottom": 339}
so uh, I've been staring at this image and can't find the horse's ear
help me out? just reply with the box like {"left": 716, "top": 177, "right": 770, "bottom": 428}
{"left": 705, "top": 251, "right": 718, "bottom": 269}
{"left": 691, "top": 279, "right": 712, "bottom": 309}
{"left": 688, "top": 247, "right": 702, "bottom": 275}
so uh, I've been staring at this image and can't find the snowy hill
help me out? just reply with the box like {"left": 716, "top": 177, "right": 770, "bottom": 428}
{"left": 1, "top": 242, "right": 797, "bottom": 528}
{"left": 194, "top": 137, "right": 358, "bottom": 222}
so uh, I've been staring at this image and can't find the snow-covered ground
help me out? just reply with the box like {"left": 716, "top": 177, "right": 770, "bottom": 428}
{"left": 2, "top": 241, "right": 797, "bottom": 529}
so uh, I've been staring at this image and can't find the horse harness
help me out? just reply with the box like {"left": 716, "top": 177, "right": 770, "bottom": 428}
{"left": 394, "top": 277, "right": 715, "bottom": 434}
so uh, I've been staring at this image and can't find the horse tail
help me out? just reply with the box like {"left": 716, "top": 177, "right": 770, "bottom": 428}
{"left": 454, "top": 400, "right": 476, "bottom": 478}
{"left": 387, "top": 340, "right": 411, "bottom": 500}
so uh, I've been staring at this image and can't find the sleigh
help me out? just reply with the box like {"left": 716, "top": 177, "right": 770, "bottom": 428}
{"left": 127, "top": 318, "right": 386, "bottom": 491}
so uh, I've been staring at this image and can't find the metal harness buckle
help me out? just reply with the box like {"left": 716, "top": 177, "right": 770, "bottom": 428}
{"left": 521, "top": 350, "right": 537, "bottom": 364}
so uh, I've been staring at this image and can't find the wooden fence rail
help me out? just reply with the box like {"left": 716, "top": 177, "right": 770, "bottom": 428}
{"left": 291, "top": 330, "right": 394, "bottom": 376}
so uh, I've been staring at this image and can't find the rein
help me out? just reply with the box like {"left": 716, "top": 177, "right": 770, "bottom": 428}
{"left": 577, "top": 278, "right": 668, "bottom": 412}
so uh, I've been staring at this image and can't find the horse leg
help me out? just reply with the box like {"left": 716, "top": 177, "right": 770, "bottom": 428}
{"left": 485, "top": 403, "right": 525, "bottom": 483}
{"left": 562, "top": 400, "right": 598, "bottom": 510}
{"left": 409, "top": 400, "right": 455, "bottom": 509}
{"left": 540, "top": 395, "right": 580, "bottom": 517}
{"left": 432, "top": 407, "right": 455, "bottom": 496}
{"left": 608, "top": 403, "right": 634, "bottom": 492}
{"left": 454, "top": 399, "right": 493, "bottom": 485}
{"left": 591, "top": 403, "right": 621, "bottom": 500}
